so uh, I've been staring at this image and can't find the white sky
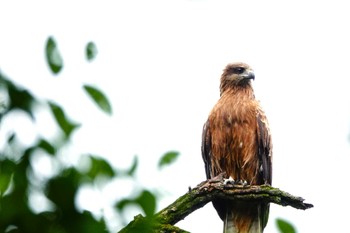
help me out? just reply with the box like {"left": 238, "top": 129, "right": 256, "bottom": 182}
{"left": 1, "top": 0, "right": 350, "bottom": 232}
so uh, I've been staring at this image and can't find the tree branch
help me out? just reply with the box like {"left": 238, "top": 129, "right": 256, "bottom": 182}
{"left": 119, "top": 173, "right": 313, "bottom": 233}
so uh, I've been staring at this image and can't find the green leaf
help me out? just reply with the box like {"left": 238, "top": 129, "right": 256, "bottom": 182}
{"left": 86, "top": 42, "right": 98, "bottom": 61}
{"left": 48, "top": 101, "right": 80, "bottom": 139}
{"left": 116, "top": 190, "right": 157, "bottom": 217}
{"left": 46, "top": 168, "right": 81, "bottom": 210}
{"left": 158, "top": 151, "right": 179, "bottom": 169}
{"left": 37, "top": 139, "right": 56, "bottom": 155}
{"left": 7, "top": 132, "right": 16, "bottom": 144}
{"left": 1, "top": 75, "right": 37, "bottom": 119}
{"left": 115, "top": 198, "right": 133, "bottom": 211}
{"left": 276, "top": 218, "right": 296, "bottom": 233}
{"left": 0, "top": 75, "right": 9, "bottom": 115}
{"left": 45, "top": 36, "right": 63, "bottom": 74}
{"left": 127, "top": 156, "right": 138, "bottom": 176}
{"left": 83, "top": 85, "right": 112, "bottom": 115}
{"left": 8, "top": 86, "right": 36, "bottom": 119}
{"left": 86, "top": 155, "right": 115, "bottom": 179}
{"left": 79, "top": 211, "right": 107, "bottom": 232}
{"left": 0, "top": 159, "right": 15, "bottom": 195}
{"left": 136, "top": 190, "right": 156, "bottom": 217}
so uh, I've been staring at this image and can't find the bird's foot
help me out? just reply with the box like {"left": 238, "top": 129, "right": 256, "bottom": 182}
{"left": 223, "top": 178, "right": 249, "bottom": 188}
{"left": 237, "top": 180, "right": 248, "bottom": 187}
{"left": 208, "top": 173, "right": 226, "bottom": 184}
{"left": 223, "top": 176, "right": 236, "bottom": 186}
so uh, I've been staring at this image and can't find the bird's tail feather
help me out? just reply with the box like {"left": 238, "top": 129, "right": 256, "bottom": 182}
{"left": 223, "top": 205, "right": 262, "bottom": 233}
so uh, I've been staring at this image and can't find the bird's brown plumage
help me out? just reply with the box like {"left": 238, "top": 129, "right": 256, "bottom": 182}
{"left": 201, "top": 62, "right": 272, "bottom": 233}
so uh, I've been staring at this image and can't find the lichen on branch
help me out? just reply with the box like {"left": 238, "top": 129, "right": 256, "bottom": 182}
{"left": 118, "top": 173, "right": 313, "bottom": 233}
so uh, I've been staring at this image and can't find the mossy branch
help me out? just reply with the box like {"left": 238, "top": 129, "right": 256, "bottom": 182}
{"left": 118, "top": 173, "right": 313, "bottom": 233}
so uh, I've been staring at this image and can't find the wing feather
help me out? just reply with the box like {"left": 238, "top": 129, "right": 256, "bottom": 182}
{"left": 256, "top": 112, "right": 272, "bottom": 185}
{"left": 201, "top": 120, "right": 212, "bottom": 179}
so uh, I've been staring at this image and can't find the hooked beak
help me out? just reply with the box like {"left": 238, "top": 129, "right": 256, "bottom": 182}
{"left": 242, "top": 70, "right": 255, "bottom": 80}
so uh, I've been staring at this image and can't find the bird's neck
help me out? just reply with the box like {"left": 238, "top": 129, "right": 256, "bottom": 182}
{"left": 220, "top": 85, "right": 255, "bottom": 100}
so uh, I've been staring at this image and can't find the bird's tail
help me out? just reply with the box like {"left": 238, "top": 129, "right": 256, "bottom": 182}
{"left": 223, "top": 203, "right": 267, "bottom": 233}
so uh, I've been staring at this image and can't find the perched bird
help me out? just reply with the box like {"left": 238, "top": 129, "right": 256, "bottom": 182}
{"left": 201, "top": 62, "right": 272, "bottom": 233}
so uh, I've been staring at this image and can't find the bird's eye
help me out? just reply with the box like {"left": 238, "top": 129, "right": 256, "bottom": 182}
{"left": 230, "top": 67, "right": 245, "bottom": 74}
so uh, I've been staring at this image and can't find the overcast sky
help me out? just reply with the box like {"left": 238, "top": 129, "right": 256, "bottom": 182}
{"left": 1, "top": 0, "right": 350, "bottom": 232}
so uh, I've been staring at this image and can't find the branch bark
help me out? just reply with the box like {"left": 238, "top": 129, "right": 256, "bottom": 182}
{"left": 119, "top": 173, "right": 313, "bottom": 233}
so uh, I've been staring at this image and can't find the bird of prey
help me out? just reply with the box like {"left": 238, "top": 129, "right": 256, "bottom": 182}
{"left": 201, "top": 62, "right": 272, "bottom": 233}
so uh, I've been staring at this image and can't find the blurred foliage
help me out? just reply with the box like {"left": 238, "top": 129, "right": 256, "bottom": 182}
{"left": 83, "top": 85, "right": 112, "bottom": 115}
{"left": 276, "top": 218, "right": 296, "bottom": 233}
{"left": 0, "top": 67, "right": 109, "bottom": 233}
{"left": 158, "top": 151, "right": 179, "bottom": 169}
{"left": 45, "top": 36, "right": 63, "bottom": 74}
{"left": 116, "top": 190, "right": 156, "bottom": 218}
{"left": 125, "top": 156, "right": 138, "bottom": 177}
{"left": 0, "top": 75, "right": 37, "bottom": 121}
{"left": 84, "top": 154, "right": 116, "bottom": 179}
{"left": 0, "top": 37, "right": 179, "bottom": 233}
{"left": 48, "top": 101, "right": 81, "bottom": 139}
{"left": 86, "top": 41, "right": 98, "bottom": 61}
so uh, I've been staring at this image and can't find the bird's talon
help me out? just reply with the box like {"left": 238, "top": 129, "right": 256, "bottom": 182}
{"left": 224, "top": 177, "right": 236, "bottom": 186}
{"left": 235, "top": 180, "right": 248, "bottom": 186}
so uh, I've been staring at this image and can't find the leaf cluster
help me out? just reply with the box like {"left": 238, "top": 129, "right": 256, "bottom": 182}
{"left": 0, "top": 37, "right": 179, "bottom": 233}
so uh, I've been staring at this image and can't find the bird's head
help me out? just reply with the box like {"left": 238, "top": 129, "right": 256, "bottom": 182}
{"left": 220, "top": 62, "right": 255, "bottom": 94}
